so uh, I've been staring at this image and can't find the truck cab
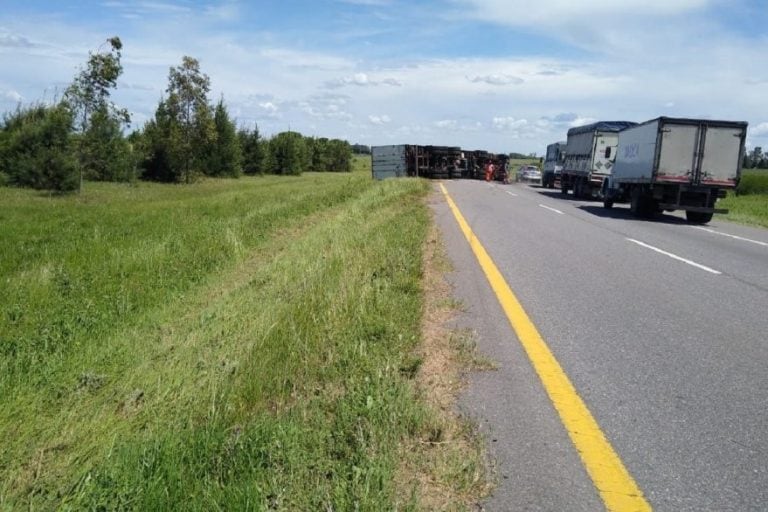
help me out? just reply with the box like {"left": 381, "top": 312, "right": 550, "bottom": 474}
{"left": 542, "top": 141, "right": 566, "bottom": 188}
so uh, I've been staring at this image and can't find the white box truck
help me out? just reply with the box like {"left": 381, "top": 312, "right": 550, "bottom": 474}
{"left": 542, "top": 141, "right": 566, "bottom": 188}
{"left": 561, "top": 121, "right": 637, "bottom": 198}
{"left": 602, "top": 117, "right": 748, "bottom": 223}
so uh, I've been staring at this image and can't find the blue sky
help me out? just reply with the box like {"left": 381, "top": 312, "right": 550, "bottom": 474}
{"left": 1, "top": 0, "right": 767, "bottom": 154}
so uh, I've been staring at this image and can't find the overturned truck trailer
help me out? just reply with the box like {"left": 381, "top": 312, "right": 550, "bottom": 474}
{"left": 371, "top": 145, "right": 419, "bottom": 179}
{"left": 371, "top": 145, "right": 464, "bottom": 180}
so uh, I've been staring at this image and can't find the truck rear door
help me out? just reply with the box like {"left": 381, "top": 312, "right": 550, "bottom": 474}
{"left": 657, "top": 124, "right": 698, "bottom": 183}
{"left": 592, "top": 133, "right": 619, "bottom": 177}
{"left": 699, "top": 126, "right": 743, "bottom": 186}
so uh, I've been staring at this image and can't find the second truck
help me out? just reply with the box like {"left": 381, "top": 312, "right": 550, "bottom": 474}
{"left": 560, "top": 121, "right": 638, "bottom": 199}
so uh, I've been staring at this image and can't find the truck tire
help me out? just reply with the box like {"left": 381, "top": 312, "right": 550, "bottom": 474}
{"left": 630, "top": 190, "right": 652, "bottom": 218}
{"left": 685, "top": 211, "right": 714, "bottom": 224}
{"left": 573, "top": 179, "right": 583, "bottom": 199}
{"left": 603, "top": 199, "right": 614, "bottom": 209}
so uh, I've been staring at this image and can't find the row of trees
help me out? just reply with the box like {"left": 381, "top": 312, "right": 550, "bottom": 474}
{"left": 0, "top": 38, "right": 353, "bottom": 192}
{"left": 743, "top": 147, "right": 768, "bottom": 169}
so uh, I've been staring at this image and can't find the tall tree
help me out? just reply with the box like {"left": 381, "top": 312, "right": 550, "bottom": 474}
{"left": 268, "top": 131, "right": 307, "bottom": 175}
{"left": 137, "top": 101, "right": 176, "bottom": 182}
{"left": 80, "top": 105, "right": 133, "bottom": 182}
{"left": 164, "top": 56, "right": 214, "bottom": 182}
{"left": 307, "top": 137, "right": 330, "bottom": 172}
{"left": 64, "top": 36, "right": 131, "bottom": 187}
{"left": 326, "top": 139, "right": 352, "bottom": 172}
{"left": 238, "top": 124, "right": 266, "bottom": 175}
{"left": 205, "top": 98, "right": 241, "bottom": 178}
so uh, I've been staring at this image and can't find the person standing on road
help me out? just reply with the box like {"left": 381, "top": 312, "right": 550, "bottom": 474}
{"left": 500, "top": 161, "right": 510, "bottom": 184}
{"left": 485, "top": 160, "right": 494, "bottom": 182}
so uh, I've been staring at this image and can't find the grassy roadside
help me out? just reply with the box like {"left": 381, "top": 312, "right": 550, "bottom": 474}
{"left": 0, "top": 170, "right": 492, "bottom": 510}
{"left": 717, "top": 171, "right": 768, "bottom": 228}
{"left": 717, "top": 193, "right": 768, "bottom": 228}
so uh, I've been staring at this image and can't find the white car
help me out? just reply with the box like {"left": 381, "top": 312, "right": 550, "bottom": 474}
{"left": 516, "top": 165, "right": 541, "bottom": 183}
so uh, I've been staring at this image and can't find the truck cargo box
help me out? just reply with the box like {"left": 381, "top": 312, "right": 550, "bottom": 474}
{"left": 604, "top": 117, "right": 748, "bottom": 223}
{"left": 561, "top": 121, "right": 637, "bottom": 197}
{"left": 612, "top": 117, "right": 747, "bottom": 187}
{"left": 564, "top": 121, "right": 637, "bottom": 175}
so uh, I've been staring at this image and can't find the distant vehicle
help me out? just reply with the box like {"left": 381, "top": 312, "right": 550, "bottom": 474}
{"left": 603, "top": 117, "right": 747, "bottom": 223}
{"left": 560, "top": 121, "right": 638, "bottom": 198}
{"left": 517, "top": 165, "right": 541, "bottom": 183}
{"left": 371, "top": 145, "right": 463, "bottom": 179}
{"left": 542, "top": 141, "right": 566, "bottom": 188}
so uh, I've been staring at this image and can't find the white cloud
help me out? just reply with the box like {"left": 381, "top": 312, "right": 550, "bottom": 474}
{"left": 0, "top": 33, "right": 36, "bottom": 48}
{"left": 259, "top": 48, "right": 352, "bottom": 71}
{"left": 298, "top": 93, "right": 353, "bottom": 121}
{"left": 3, "top": 90, "right": 23, "bottom": 102}
{"left": 492, "top": 117, "right": 528, "bottom": 130}
{"left": 570, "top": 117, "right": 597, "bottom": 128}
{"left": 259, "top": 102, "right": 278, "bottom": 113}
{"left": 751, "top": 122, "right": 768, "bottom": 137}
{"left": 467, "top": 74, "right": 523, "bottom": 86}
{"left": 435, "top": 119, "right": 458, "bottom": 129}
{"left": 368, "top": 114, "right": 391, "bottom": 125}
{"left": 455, "top": 0, "right": 710, "bottom": 27}
{"left": 325, "top": 72, "right": 402, "bottom": 89}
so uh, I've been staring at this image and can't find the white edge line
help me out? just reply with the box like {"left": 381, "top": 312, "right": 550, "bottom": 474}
{"left": 539, "top": 204, "right": 564, "bottom": 215}
{"left": 506, "top": 191, "right": 518, "bottom": 197}
{"left": 691, "top": 226, "right": 768, "bottom": 248}
{"left": 626, "top": 238, "right": 722, "bottom": 275}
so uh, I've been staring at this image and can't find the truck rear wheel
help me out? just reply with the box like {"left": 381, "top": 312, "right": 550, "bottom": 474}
{"left": 685, "top": 211, "right": 714, "bottom": 224}
{"left": 630, "top": 190, "right": 653, "bottom": 218}
{"left": 572, "top": 179, "right": 582, "bottom": 199}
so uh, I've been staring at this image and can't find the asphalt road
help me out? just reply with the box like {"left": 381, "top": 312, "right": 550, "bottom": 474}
{"left": 432, "top": 179, "right": 768, "bottom": 511}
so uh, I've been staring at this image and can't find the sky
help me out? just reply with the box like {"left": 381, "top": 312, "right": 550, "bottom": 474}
{"left": 1, "top": 0, "right": 767, "bottom": 155}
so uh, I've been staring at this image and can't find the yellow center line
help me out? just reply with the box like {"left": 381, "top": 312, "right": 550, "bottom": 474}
{"left": 439, "top": 183, "right": 650, "bottom": 512}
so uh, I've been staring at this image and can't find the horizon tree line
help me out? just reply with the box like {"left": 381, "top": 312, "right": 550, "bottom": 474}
{"left": 0, "top": 37, "right": 354, "bottom": 192}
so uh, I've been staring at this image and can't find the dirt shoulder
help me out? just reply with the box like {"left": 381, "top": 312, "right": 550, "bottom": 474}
{"left": 397, "top": 190, "right": 496, "bottom": 510}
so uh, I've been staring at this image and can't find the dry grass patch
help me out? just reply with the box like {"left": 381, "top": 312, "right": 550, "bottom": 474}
{"left": 397, "top": 199, "right": 495, "bottom": 511}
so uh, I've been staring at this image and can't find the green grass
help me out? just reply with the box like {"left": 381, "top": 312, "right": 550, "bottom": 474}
{"left": 717, "top": 193, "right": 768, "bottom": 228}
{"left": 736, "top": 169, "right": 768, "bottom": 196}
{"left": 716, "top": 170, "right": 768, "bottom": 228}
{"left": 352, "top": 153, "right": 372, "bottom": 174}
{"left": 0, "top": 172, "right": 448, "bottom": 510}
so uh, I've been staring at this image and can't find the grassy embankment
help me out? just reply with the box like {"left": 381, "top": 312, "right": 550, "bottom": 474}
{"left": 0, "top": 162, "right": 488, "bottom": 510}
{"left": 718, "top": 169, "right": 768, "bottom": 228}
{"left": 507, "top": 158, "right": 541, "bottom": 169}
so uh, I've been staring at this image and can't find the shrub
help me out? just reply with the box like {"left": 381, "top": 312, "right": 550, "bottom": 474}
{"left": 0, "top": 103, "right": 78, "bottom": 192}
{"left": 736, "top": 170, "right": 768, "bottom": 196}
